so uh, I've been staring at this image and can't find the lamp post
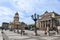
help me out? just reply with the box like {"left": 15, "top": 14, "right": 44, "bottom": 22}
{"left": 31, "top": 13, "right": 39, "bottom": 36}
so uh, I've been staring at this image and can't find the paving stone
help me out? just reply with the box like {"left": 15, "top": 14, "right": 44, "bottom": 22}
{"left": 2, "top": 30, "right": 60, "bottom": 40}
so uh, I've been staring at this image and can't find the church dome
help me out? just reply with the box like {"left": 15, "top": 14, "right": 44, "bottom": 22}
{"left": 14, "top": 12, "right": 19, "bottom": 18}
{"left": 15, "top": 12, "right": 19, "bottom": 15}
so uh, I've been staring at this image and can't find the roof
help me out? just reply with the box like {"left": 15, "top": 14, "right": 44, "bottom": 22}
{"left": 39, "top": 11, "right": 60, "bottom": 21}
{"left": 40, "top": 11, "right": 60, "bottom": 17}
{"left": 15, "top": 12, "right": 19, "bottom": 15}
{"left": 2, "top": 22, "right": 9, "bottom": 24}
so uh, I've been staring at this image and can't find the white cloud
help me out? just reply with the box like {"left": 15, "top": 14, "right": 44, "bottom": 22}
{"left": 0, "top": 7, "right": 14, "bottom": 26}
{"left": 0, "top": 0, "right": 60, "bottom": 26}
{"left": 0, "top": 7, "right": 14, "bottom": 16}
{"left": 11, "top": 0, "right": 60, "bottom": 25}
{"left": 20, "top": 17, "right": 34, "bottom": 25}
{"left": 11, "top": 0, "right": 60, "bottom": 14}
{"left": 12, "top": 0, "right": 34, "bottom": 13}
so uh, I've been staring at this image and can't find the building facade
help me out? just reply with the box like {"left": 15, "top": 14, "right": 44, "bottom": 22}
{"left": 36, "top": 11, "right": 60, "bottom": 31}
{"left": 2, "top": 22, "right": 9, "bottom": 30}
{"left": 9, "top": 12, "right": 26, "bottom": 30}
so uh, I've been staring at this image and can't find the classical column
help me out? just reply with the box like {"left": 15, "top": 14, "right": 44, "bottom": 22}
{"left": 45, "top": 21, "right": 47, "bottom": 35}
{"left": 47, "top": 20, "right": 50, "bottom": 36}
{"left": 42, "top": 21, "right": 44, "bottom": 30}
{"left": 50, "top": 19, "right": 53, "bottom": 27}
{"left": 40, "top": 21, "right": 41, "bottom": 30}
{"left": 14, "top": 23, "right": 16, "bottom": 32}
{"left": 45, "top": 21, "right": 46, "bottom": 28}
{"left": 50, "top": 20, "right": 51, "bottom": 27}
{"left": 14, "top": 25, "right": 15, "bottom": 32}
{"left": 41, "top": 21, "right": 42, "bottom": 30}
{"left": 53, "top": 20, "right": 54, "bottom": 27}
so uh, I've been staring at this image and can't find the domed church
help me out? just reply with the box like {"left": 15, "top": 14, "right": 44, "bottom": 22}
{"left": 9, "top": 12, "right": 26, "bottom": 30}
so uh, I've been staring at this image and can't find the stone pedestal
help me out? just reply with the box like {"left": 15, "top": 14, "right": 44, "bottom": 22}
{"left": 47, "top": 27, "right": 50, "bottom": 36}
{"left": 47, "top": 32, "right": 49, "bottom": 36}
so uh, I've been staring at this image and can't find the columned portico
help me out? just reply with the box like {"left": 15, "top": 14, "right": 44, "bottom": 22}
{"left": 39, "top": 18, "right": 59, "bottom": 35}
{"left": 36, "top": 11, "right": 60, "bottom": 35}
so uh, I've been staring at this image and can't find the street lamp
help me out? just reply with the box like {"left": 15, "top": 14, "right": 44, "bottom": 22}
{"left": 31, "top": 13, "right": 39, "bottom": 36}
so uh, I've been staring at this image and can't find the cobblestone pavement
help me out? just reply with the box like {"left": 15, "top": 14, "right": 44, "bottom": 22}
{"left": 2, "top": 30, "right": 60, "bottom": 40}
{"left": 0, "top": 29, "right": 3, "bottom": 40}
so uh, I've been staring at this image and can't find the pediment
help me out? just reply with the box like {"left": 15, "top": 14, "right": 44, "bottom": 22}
{"left": 41, "top": 13, "right": 51, "bottom": 20}
{"left": 40, "top": 11, "right": 60, "bottom": 21}
{"left": 41, "top": 15, "right": 51, "bottom": 20}
{"left": 41, "top": 13, "right": 51, "bottom": 19}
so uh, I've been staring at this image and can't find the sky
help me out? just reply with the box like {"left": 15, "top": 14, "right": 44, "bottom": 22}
{"left": 0, "top": 0, "right": 60, "bottom": 26}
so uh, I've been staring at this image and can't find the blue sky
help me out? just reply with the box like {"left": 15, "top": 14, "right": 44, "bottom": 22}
{"left": 0, "top": 0, "right": 60, "bottom": 26}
